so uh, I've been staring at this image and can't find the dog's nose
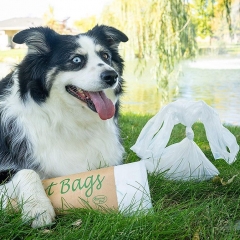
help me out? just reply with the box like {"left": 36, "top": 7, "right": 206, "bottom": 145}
{"left": 100, "top": 70, "right": 118, "bottom": 86}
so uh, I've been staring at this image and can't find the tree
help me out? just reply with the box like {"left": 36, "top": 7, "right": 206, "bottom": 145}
{"left": 74, "top": 16, "right": 98, "bottom": 32}
{"left": 43, "top": 5, "right": 72, "bottom": 34}
{"left": 190, "top": 0, "right": 237, "bottom": 41}
{"left": 190, "top": 0, "right": 215, "bottom": 39}
{"left": 99, "top": 0, "right": 197, "bottom": 100}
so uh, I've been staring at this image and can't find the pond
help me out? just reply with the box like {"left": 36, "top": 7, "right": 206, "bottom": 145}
{"left": 122, "top": 56, "right": 240, "bottom": 126}
{"left": 0, "top": 56, "right": 239, "bottom": 126}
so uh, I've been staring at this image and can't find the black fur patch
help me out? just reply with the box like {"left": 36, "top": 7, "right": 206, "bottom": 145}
{"left": 0, "top": 169, "right": 16, "bottom": 184}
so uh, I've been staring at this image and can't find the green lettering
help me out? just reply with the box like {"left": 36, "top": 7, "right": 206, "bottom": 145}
{"left": 72, "top": 178, "right": 84, "bottom": 191}
{"left": 45, "top": 181, "right": 58, "bottom": 196}
{"left": 60, "top": 178, "right": 70, "bottom": 194}
{"left": 96, "top": 175, "right": 105, "bottom": 190}
{"left": 84, "top": 175, "right": 95, "bottom": 197}
{"left": 58, "top": 175, "right": 105, "bottom": 197}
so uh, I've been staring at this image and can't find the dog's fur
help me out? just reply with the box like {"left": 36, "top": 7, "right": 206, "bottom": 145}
{"left": 0, "top": 25, "right": 128, "bottom": 227}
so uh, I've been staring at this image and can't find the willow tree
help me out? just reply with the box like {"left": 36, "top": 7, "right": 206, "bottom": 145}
{"left": 190, "top": 0, "right": 236, "bottom": 42}
{"left": 98, "top": 0, "right": 197, "bottom": 100}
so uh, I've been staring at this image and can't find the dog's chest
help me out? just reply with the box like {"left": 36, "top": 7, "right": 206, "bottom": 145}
{"left": 26, "top": 118, "right": 123, "bottom": 178}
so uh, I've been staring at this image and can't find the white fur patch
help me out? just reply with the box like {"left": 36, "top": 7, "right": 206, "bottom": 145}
{"left": 0, "top": 170, "right": 55, "bottom": 228}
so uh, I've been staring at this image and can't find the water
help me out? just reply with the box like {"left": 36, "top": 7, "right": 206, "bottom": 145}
{"left": 0, "top": 56, "right": 240, "bottom": 125}
{"left": 175, "top": 57, "right": 240, "bottom": 125}
{"left": 121, "top": 61, "right": 164, "bottom": 115}
{"left": 122, "top": 57, "right": 240, "bottom": 126}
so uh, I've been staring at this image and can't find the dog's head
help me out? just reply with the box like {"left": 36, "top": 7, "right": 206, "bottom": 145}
{"left": 13, "top": 26, "right": 128, "bottom": 120}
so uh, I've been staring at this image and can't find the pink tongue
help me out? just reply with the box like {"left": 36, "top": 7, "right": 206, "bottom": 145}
{"left": 88, "top": 91, "right": 115, "bottom": 120}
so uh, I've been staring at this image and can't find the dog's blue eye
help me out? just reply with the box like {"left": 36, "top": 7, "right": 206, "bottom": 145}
{"left": 72, "top": 57, "right": 81, "bottom": 63}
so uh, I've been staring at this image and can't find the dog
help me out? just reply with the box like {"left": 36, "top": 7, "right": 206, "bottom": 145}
{"left": 0, "top": 25, "right": 128, "bottom": 228}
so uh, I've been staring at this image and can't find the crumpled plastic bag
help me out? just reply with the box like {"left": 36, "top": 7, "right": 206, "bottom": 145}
{"left": 131, "top": 100, "right": 239, "bottom": 180}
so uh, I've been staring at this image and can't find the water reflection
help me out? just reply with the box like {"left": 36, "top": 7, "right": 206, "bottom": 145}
{"left": 122, "top": 61, "right": 163, "bottom": 115}
{"left": 176, "top": 57, "right": 240, "bottom": 125}
{"left": 122, "top": 57, "right": 240, "bottom": 125}
{"left": 121, "top": 80, "right": 163, "bottom": 114}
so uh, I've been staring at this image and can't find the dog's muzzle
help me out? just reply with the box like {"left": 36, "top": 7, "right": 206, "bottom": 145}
{"left": 101, "top": 70, "right": 118, "bottom": 86}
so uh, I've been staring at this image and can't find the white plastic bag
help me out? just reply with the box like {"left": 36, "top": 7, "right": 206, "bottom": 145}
{"left": 131, "top": 100, "right": 239, "bottom": 180}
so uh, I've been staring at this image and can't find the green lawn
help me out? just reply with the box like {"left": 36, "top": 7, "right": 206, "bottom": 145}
{"left": 0, "top": 49, "right": 26, "bottom": 63}
{"left": 0, "top": 113, "right": 240, "bottom": 239}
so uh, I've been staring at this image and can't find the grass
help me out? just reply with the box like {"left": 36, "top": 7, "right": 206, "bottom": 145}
{"left": 0, "top": 113, "right": 240, "bottom": 239}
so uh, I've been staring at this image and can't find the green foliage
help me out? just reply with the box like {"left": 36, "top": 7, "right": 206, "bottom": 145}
{"left": 74, "top": 15, "right": 98, "bottom": 32}
{"left": 99, "top": 0, "right": 197, "bottom": 101}
{"left": 190, "top": 0, "right": 215, "bottom": 38}
{"left": 190, "top": 0, "right": 238, "bottom": 39}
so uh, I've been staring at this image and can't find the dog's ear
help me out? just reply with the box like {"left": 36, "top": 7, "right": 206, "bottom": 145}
{"left": 92, "top": 25, "right": 128, "bottom": 48}
{"left": 13, "top": 27, "right": 58, "bottom": 54}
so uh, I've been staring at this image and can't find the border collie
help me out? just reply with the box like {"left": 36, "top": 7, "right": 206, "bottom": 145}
{"left": 0, "top": 25, "right": 128, "bottom": 228}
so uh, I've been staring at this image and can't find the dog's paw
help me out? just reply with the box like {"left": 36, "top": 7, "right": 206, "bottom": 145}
{"left": 22, "top": 197, "right": 56, "bottom": 228}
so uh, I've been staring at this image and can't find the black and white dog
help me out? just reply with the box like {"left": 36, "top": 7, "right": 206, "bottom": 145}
{"left": 0, "top": 25, "right": 128, "bottom": 227}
